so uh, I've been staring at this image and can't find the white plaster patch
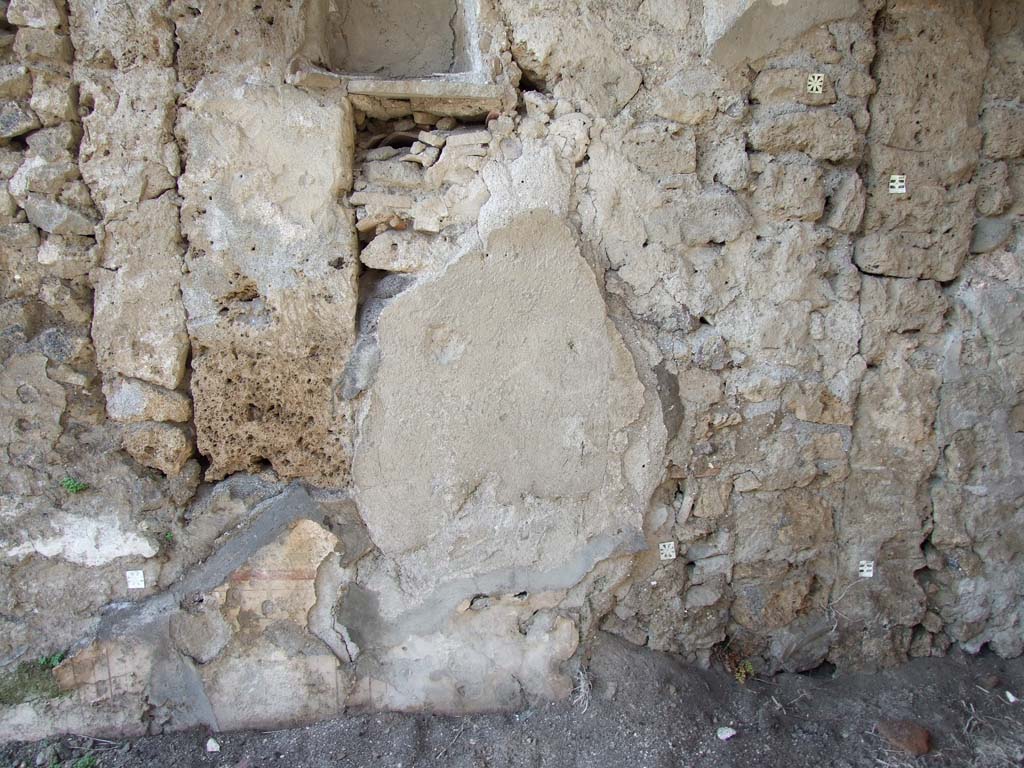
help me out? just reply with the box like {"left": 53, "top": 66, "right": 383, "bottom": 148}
{"left": 5, "top": 514, "right": 158, "bottom": 566}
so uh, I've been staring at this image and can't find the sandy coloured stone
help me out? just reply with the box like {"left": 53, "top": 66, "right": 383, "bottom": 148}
{"left": 122, "top": 422, "right": 194, "bottom": 476}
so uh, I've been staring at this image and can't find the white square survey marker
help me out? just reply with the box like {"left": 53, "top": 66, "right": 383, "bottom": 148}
{"left": 806, "top": 73, "right": 825, "bottom": 94}
{"left": 126, "top": 570, "right": 146, "bottom": 589}
{"left": 888, "top": 175, "right": 907, "bottom": 194}
{"left": 659, "top": 541, "right": 677, "bottom": 561}
{"left": 858, "top": 560, "right": 875, "bottom": 578}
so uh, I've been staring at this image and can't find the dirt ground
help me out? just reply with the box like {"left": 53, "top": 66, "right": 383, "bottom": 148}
{"left": 2, "top": 633, "right": 1023, "bottom": 768}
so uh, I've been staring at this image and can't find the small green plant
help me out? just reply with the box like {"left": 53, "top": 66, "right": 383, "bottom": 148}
{"left": 73, "top": 756, "right": 98, "bottom": 768}
{"left": 733, "top": 659, "right": 755, "bottom": 685}
{"left": 163, "top": 531, "right": 174, "bottom": 542}
{"left": 38, "top": 652, "right": 66, "bottom": 670}
{"left": 59, "top": 477, "right": 90, "bottom": 494}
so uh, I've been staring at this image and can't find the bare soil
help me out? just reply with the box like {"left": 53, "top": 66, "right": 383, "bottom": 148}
{"left": 3, "top": 633, "right": 1023, "bottom": 768}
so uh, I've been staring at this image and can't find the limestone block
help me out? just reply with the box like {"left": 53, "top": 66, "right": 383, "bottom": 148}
{"left": 0, "top": 64, "right": 31, "bottom": 99}
{"left": 122, "top": 422, "right": 194, "bottom": 476}
{"left": 13, "top": 27, "right": 72, "bottom": 65}
{"left": 76, "top": 66, "right": 178, "bottom": 219}
{"left": 92, "top": 194, "right": 189, "bottom": 390}
{"left": 0, "top": 99, "right": 39, "bottom": 138}
{"left": 23, "top": 195, "right": 95, "bottom": 235}
{"left": 675, "top": 189, "right": 752, "bottom": 245}
{"left": 548, "top": 112, "right": 592, "bottom": 164}
{"left": 68, "top": 0, "right": 174, "bottom": 68}
{"left": 173, "top": 0, "right": 309, "bottom": 90}
{"left": 753, "top": 157, "right": 825, "bottom": 222}
{"left": 748, "top": 111, "right": 860, "bottom": 163}
{"left": 103, "top": 377, "right": 192, "bottom": 424}
{"left": 699, "top": 133, "right": 750, "bottom": 191}
{"left": 178, "top": 78, "right": 358, "bottom": 485}
{"left": 359, "top": 230, "right": 456, "bottom": 273}
{"left": 36, "top": 234, "right": 96, "bottom": 278}
{"left": 6, "top": 0, "right": 64, "bottom": 28}
{"left": 8, "top": 151, "right": 79, "bottom": 201}
{"left": 29, "top": 70, "right": 77, "bottom": 126}
{"left": 25, "top": 122, "right": 80, "bottom": 158}
{"left": 653, "top": 69, "right": 721, "bottom": 126}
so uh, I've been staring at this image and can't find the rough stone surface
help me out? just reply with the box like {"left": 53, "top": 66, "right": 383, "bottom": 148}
{"left": 122, "top": 422, "right": 195, "bottom": 476}
{"left": 91, "top": 194, "right": 188, "bottom": 390}
{"left": 0, "top": 0, "right": 1022, "bottom": 741}
{"left": 178, "top": 79, "right": 359, "bottom": 485}
{"left": 103, "top": 378, "right": 192, "bottom": 424}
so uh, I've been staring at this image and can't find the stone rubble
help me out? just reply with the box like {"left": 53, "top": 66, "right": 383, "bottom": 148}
{"left": 0, "top": 0, "right": 1021, "bottom": 742}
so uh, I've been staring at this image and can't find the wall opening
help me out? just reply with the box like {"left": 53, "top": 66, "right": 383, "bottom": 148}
{"left": 321, "top": 0, "right": 477, "bottom": 78}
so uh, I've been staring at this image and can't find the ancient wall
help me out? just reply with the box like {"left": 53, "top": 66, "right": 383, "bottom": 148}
{"left": 0, "top": 0, "right": 1022, "bottom": 740}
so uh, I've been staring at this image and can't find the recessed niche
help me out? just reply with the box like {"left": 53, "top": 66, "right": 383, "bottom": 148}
{"left": 321, "top": 0, "right": 477, "bottom": 78}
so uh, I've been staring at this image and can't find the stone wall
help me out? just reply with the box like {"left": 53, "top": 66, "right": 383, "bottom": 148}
{"left": 0, "top": 0, "right": 1022, "bottom": 740}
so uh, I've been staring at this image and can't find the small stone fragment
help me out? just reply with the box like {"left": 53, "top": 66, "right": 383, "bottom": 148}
{"left": 6, "top": 0, "right": 64, "bottom": 28}
{"left": 0, "top": 100, "right": 39, "bottom": 138}
{"left": 446, "top": 128, "right": 491, "bottom": 147}
{"left": 23, "top": 195, "right": 95, "bottom": 235}
{"left": 122, "top": 422, "right": 194, "bottom": 476}
{"left": 0, "top": 65, "right": 31, "bottom": 99}
{"left": 13, "top": 27, "right": 72, "bottom": 64}
{"left": 877, "top": 720, "right": 931, "bottom": 756}
{"left": 29, "top": 71, "right": 77, "bottom": 125}
{"left": 103, "top": 377, "right": 192, "bottom": 423}
{"left": 716, "top": 727, "right": 737, "bottom": 741}
{"left": 37, "top": 235, "right": 95, "bottom": 278}
{"left": 205, "top": 738, "right": 220, "bottom": 753}
{"left": 418, "top": 129, "right": 446, "bottom": 148}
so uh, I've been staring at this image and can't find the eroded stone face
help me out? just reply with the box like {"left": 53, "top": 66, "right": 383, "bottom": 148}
{"left": 178, "top": 79, "right": 359, "bottom": 486}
